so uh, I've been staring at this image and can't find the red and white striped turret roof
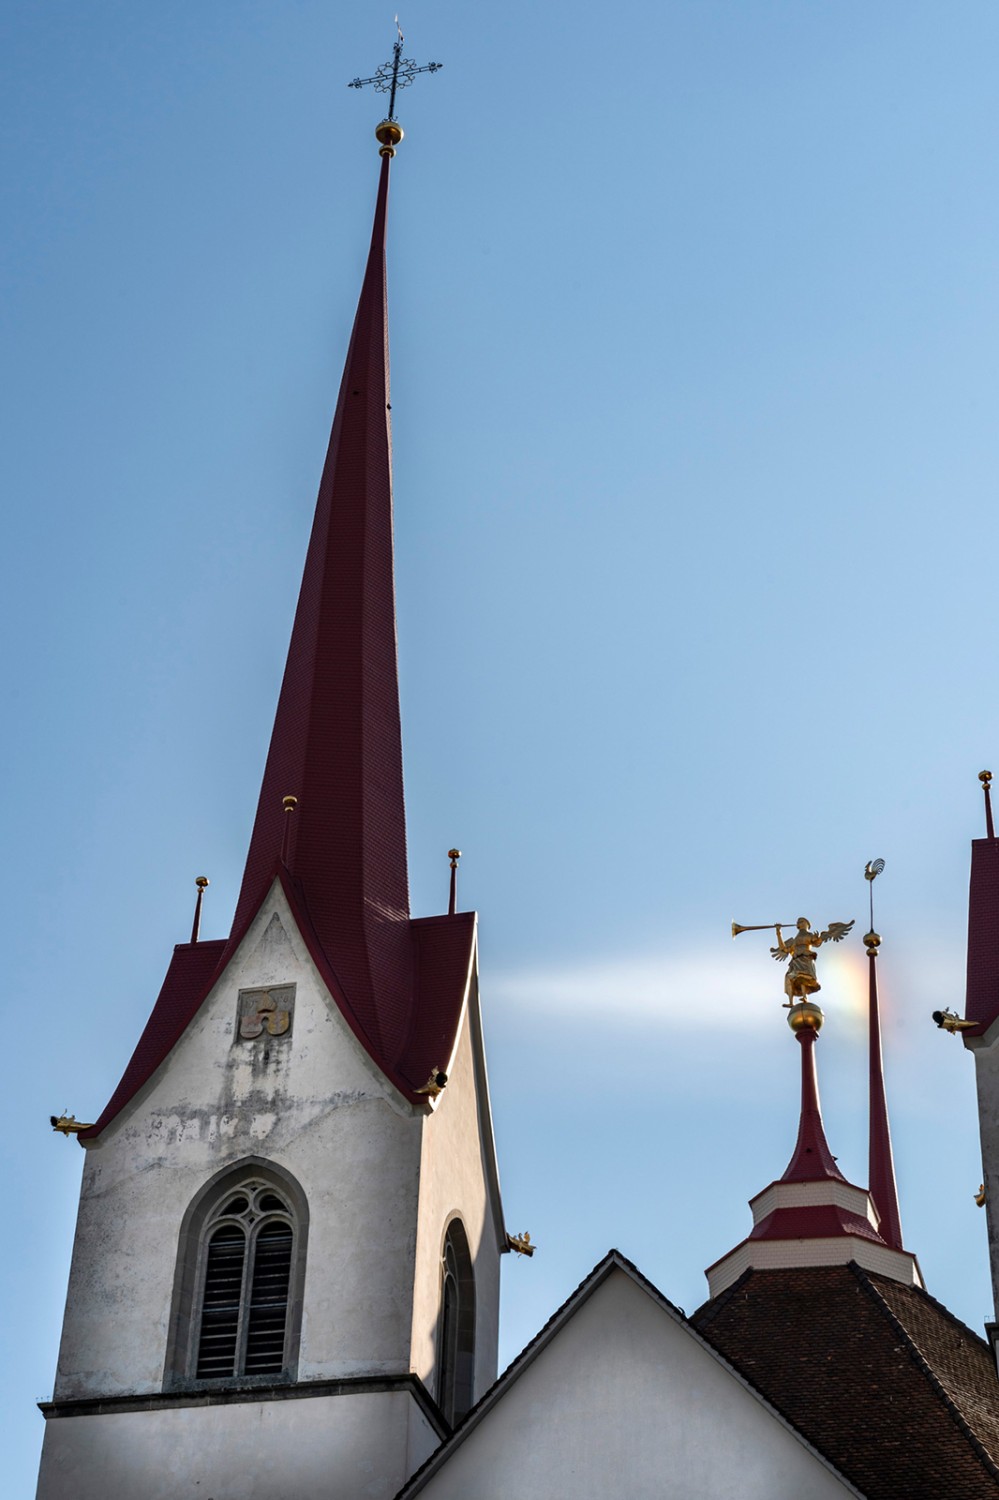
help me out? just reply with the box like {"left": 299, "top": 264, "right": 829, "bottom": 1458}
{"left": 706, "top": 997, "right": 920, "bottom": 1298}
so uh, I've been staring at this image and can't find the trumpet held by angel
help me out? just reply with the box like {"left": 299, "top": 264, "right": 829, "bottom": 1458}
{"left": 769, "top": 918, "right": 855, "bottom": 1001}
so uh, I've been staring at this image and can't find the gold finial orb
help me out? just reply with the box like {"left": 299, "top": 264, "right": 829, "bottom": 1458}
{"left": 981, "top": 770, "right": 993, "bottom": 786}
{"left": 375, "top": 119, "right": 404, "bottom": 156}
{"left": 787, "top": 999, "right": 824, "bottom": 1034}
{"left": 448, "top": 848, "right": 461, "bottom": 861}
{"left": 864, "top": 929, "right": 881, "bottom": 954}
{"left": 196, "top": 876, "right": 209, "bottom": 891}
{"left": 282, "top": 795, "right": 298, "bottom": 813}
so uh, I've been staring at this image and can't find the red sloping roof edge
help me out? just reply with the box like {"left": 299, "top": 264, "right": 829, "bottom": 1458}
{"left": 80, "top": 939, "right": 227, "bottom": 1140}
{"left": 81, "top": 880, "right": 478, "bottom": 1140}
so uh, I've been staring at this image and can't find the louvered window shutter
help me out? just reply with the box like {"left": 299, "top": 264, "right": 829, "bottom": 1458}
{"left": 245, "top": 1221, "right": 293, "bottom": 1374}
{"left": 196, "top": 1225, "right": 246, "bottom": 1378}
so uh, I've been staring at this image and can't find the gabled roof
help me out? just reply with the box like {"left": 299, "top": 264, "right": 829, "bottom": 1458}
{"left": 394, "top": 1249, "right": 862, "bottom": 1499}
{"left": 82, "top": 879, "right": 476, "bottom": 1138}
{"left": 693, "top": 1262, "right": 999, "bottom": 1500}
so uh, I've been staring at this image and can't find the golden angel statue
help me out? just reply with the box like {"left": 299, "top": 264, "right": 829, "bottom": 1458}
{"left": 770, "top": 918, "right": 855, "bottom": 1002}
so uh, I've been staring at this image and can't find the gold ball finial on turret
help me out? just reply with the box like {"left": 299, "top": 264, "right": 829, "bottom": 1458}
{"left": 375, "top": 119, "right": 404, "bottom": 156}
{"left": 787, "top": 999, "right": 824, "bottom": 1034}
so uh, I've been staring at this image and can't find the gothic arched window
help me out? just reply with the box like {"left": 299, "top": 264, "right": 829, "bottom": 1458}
{"left": 437, "top": 1219, "right": 475, "bottom": 1426}
{"left": 165, "top": 1160, "right": 307, "bottom": 1389}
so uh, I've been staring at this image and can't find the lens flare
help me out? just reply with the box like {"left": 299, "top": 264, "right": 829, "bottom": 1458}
{"left": 822, "top": 946, "right": 868, "bottom": 1037}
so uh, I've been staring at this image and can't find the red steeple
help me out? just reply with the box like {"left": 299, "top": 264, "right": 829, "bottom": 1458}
{"left": 866, "top": 929, "right": 904, "bottom": 1250}
{"left": 227, "top": 148, "right": 413, "bottom": 1062}
{"left": 779, "top": 1016, "right": 845, "bottom": 1184}
{"left": 82, "top": 129, "right": 479, "bottom": 1139}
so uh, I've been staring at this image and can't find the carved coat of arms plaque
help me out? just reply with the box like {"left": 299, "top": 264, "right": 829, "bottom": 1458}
{"left": 237, "top": 985, "right": 295, "bottom": 1041}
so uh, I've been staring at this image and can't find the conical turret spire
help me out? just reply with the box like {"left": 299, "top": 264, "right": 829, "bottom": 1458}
{"left": 779, "top": 1008, "right": 845, "bottom": 1184}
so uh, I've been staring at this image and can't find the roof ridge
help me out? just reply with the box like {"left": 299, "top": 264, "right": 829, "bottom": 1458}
{"left": 395, "top": 1253, "right": 863, "bottom": 1500}
{"left": 864, "top": 1265, "right": 993, "bottom": 1355}
{"left": 391, "top": 1250, "right": 630, "bottom": 1498}
{"left": 851, "top": 1263, "right": 999, "bottom": 1486}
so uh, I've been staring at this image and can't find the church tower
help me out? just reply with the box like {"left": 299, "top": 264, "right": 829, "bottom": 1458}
{"left": 37, "top": 111, "right": 505, "bottom": 1500}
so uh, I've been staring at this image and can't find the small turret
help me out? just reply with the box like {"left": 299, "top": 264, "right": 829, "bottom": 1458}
{"left": 706, "top": 890, "right": 921, "bottom": 1298}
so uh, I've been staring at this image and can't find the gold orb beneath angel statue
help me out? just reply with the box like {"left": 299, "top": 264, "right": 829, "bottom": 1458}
{"left": 375, "top": 119, "right": 404, "bottom": 155}
{"left": 787, "top": 999, "right": 824, "bottom": 1034}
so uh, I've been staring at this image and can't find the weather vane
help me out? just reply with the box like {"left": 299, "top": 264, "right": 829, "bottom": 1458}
{"left": 864, "top": 857, "right": 885, "bottom": 937}
{"left": 347, "top": 20, "right": 443, "bottom": 122}
{"left": 732, "top": 913, "right": 855, "bottom": 1004}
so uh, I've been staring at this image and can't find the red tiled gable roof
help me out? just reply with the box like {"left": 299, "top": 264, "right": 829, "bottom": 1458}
{"left": 693, "top": 1263, "right": 999, "bottom": 1500}
{"left": 82, "top": 152, "right": 477, "bottom": 1138}
{"left": 966, "top": 838, "right": 999, "bottom": 1034}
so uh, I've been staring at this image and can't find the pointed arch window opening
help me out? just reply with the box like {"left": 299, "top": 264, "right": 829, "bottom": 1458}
{"left": 437, "top": 1220, "right": 475, "bottom": 1427}
{"left": 194, "top": 1181, "right": 295, "bottom": 1381}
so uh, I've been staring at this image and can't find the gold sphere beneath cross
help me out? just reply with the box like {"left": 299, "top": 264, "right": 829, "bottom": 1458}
{"left": 787, "top": 999, "right": 824, "bottom": 1033}
{"left": 376, "top": 119, "right": 404, "bottom": 155}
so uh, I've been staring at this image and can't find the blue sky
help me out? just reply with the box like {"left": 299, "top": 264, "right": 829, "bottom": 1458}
{"left": 6, "top": 2, "right": 999, "bottom": 1489}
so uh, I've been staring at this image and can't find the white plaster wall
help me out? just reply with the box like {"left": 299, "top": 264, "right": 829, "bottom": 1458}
{"left": 410, "top": 963, "right": 502, "bottom": 1401}
{"left": 972, "top": 1032, "right": 999, "bottom": 1318}
{"left": 53, "top": 883, "right": 424, "bottom": 1399}
{"left": 37, "top": 1391, "right": 439, "bottom": 1500}
{"left": 409, "top": 1268, "right": 857, "bottom": 1500}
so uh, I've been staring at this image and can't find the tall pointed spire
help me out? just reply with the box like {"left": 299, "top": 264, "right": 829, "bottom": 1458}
{"left": 229, "top": 147, "right": 412, "bottom": 1060}
{"left": 863, "top": 867, "right": 904, "bottom": 1251}
{"left": 81, "top": 107, "right": 481, "bottom": 1140}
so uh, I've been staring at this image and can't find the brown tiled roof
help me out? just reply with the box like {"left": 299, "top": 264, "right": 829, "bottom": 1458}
{"left": 692, "top": 1263, "right": 999, "bottom": 1500}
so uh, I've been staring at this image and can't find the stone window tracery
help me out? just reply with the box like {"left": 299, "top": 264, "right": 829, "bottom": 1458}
{"left": 165, "top": 1160, "right": 307, "bottom": 1390}
{"left": 195, "top": 1182, "right": 294, "bottom": 1379}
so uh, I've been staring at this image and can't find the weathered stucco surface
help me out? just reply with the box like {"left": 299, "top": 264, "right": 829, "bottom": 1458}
{"left": 405, "top": 1266, "right": 859, "bottom": 1499}
{"left": 37, "top": 1390, "right": 438, "bottom": 1500}
{"left": 411, "top": 961, "right": 503, "bottom": 1400}
{"left": 40, "top": 880, "right": 503, "bottom": 1499}
{"left": 972, "top": 1027, "right": 999, "bottom": 1319}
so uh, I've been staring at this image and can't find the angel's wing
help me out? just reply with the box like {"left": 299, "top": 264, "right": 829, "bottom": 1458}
{"left": 820, "top": 919, "right": 855, "bottom": 944}
{"left": 770, "top": 945, "right": 789, "bottom": 963}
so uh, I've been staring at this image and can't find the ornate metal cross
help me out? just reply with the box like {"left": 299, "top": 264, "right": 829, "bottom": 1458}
{"left": 347, "top": 24, "right": 443, "bottom": 122}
